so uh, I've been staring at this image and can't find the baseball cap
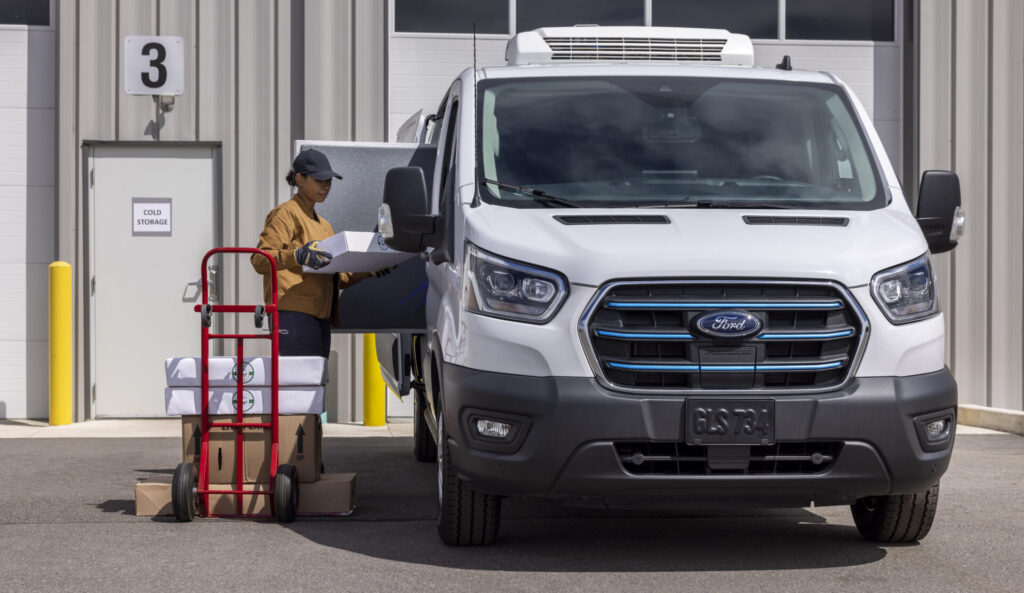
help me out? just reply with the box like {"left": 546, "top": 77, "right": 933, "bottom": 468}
{"left": 292, "top": 148, "right": 343, "bottom": 181}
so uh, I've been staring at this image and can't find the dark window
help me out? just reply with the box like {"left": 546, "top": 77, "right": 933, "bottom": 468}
{"left": 787, "top": 0, "right": 894, "bottom": 41}
{"left": 395, "top": 0, "right": 508, "bottom": 35}
{"left": 652, "top": 0, "right": 778, "bottom": 39}
{"left": 0, "top": 0, "right": 49, "bottom": 26}
{"left": 517, "top": 0, "right": 644, "bottom": 33}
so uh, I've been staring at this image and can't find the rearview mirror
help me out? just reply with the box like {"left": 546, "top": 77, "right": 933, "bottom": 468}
{"left": 380, "top": 167, "right": 436, "bottom": 253}
{"left": 915, "top": 170, "right": 964, "bottom": 254}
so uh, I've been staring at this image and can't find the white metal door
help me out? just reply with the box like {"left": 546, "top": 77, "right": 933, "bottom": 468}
{"left": 89, "top": 145, "right": 219, "bottom": 417}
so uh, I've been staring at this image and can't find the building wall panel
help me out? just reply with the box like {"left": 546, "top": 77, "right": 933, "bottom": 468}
{"left": 77, "top": 0, "right": 117, "bottom": 140}
{"left": 116, "top": 0, "right": 157, "bottom": 140}
{"left": 987, "top": 0, "right": 1024, "bottom": 411}
{"left": 158, "top": 0, "right": 197, "bottom": 141}
{"left": 950, "top": 0, "right": 991, "bottom": 406}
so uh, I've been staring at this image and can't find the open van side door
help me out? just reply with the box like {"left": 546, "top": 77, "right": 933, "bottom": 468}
{"left": 295, "top": 141, "right": 435, "bottom": 395}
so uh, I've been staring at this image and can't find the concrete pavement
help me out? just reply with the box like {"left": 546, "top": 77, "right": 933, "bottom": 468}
{"left": 0, "top": 421, "right": 1020, "bottom": 593}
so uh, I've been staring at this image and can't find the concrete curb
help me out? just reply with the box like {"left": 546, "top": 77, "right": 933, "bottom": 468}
{"left": 959, "top": 404, "right": 1024, "bottom": 436}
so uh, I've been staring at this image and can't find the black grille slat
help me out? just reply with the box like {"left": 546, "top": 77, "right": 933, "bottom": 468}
{"left": 586, "top": 281, "right": 864, "bottom": 391}
{"left": 554, "top": 215, "right": 670, "bottom": 225}
{"left": 616, "top": 441, "right": 844, "bottom": 475}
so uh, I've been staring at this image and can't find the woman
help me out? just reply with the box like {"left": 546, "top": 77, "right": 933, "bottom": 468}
{"left": 251, "top": 148, "right": 387, "bottom": 357}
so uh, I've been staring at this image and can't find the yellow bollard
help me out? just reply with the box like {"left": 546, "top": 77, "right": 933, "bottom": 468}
{"left": 49, "top": 262, "right": 73, "bottom": 425}
{"left": 362, "top": 334, "right": 386, "bottom": 426}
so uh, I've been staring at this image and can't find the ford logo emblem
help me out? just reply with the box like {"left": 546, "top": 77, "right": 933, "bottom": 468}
{"left": 694, "top": 310, "right": 762, "bottom": 339}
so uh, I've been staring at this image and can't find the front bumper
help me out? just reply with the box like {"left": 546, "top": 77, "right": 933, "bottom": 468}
{"left": 440, "top": 364, "right": 957, "bottom": 507}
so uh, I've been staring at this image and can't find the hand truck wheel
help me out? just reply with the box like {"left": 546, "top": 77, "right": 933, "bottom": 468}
{"left": 274, "top": 464, "right": 300, "bottom": 523}
{"left": 200, "top": 304, "right": 213, "bottom": 328}
{"left": 171, "top": 462, "right": 199, "bottom": 522}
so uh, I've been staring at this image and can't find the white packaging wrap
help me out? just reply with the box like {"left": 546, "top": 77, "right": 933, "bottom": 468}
{"left": 165, "top": 356, "right": 327, "bottom": 387}
{"left": 301, "top": 231, "right": 415, "bottom": 274}
{"left": 164, "top": 386, "right": 324, "bottom": 416}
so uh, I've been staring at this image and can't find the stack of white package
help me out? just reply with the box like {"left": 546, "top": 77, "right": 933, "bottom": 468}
{"left": 164, "top": 356, "right": 327, "bottom": 416}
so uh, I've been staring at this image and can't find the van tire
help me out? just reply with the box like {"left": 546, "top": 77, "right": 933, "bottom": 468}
{"left": 437, "top": 414, "right": 500, "bottom": 546}
{"left": 413, "top": 388, "right": 436, "bottom": 462}
{"left": 851, "top": 483, "right": 939, "bottom": 543}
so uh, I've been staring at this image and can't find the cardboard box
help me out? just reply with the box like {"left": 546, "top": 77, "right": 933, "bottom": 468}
{"left": 134, "top": 475, "right": 172, "bottom": 516}
{"left": 182, "top": 414, "right": 322, "bottom": 484}
{"left": 298, "top": 473, "right": 356, "bottom": 516}
{"left": 204, "top": 483, "right": 273, "bottom": 516}
{"left": 135, "top": 473, "right": 356, "bottom": 517}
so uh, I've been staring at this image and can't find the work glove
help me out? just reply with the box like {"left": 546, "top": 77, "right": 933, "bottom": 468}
{"left": 370, "top": 266, "right": 397, "bottom": 278}
{"left": 295, "top": 240, "right": 332, "bottom": 269}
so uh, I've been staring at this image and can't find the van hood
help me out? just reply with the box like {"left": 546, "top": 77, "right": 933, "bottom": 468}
{"left": 463, "top": 206, "right": 927, "bottom": 288}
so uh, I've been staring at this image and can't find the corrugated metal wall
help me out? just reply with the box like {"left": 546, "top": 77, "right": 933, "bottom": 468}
{"left": 56, "top": 0, "right": 387, "bottom": 420}
{"left": 0, "top": 23, "right": 55, "bottom": 419}
{"left": 914, "top": 0, "right": 1024, "bottom": 411}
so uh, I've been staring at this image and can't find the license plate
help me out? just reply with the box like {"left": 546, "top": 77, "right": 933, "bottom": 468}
{"left": 685, "top": 399, "right": 775, "bottom": 446}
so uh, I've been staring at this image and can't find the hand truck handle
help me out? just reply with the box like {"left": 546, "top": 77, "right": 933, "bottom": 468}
{"left": 199, "top": 248, "right": 279, "bottom": 307}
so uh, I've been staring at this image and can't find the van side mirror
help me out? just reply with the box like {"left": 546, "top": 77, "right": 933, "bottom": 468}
{"left": 380, "top": 167, "right": 437, "bottom": 253}
{"left": 915, "top": 170, "right": 964, "bottom": 254}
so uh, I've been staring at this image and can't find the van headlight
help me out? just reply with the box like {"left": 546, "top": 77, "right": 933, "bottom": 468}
{"left": 464, "top": 244, "right": 568, "bottom": 323}
{"left": 870, "top": 254, "right": 938, "bottom": 324}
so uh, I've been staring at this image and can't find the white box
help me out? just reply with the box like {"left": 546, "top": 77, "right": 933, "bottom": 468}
{"left": 302, "top": 231, "right": 415, "bottom": 274}
{"left": 164, "top": 386, "right": 324, "bottom": 416}
{"left": 165, "top": 356, "right": 327, "bottom": 387}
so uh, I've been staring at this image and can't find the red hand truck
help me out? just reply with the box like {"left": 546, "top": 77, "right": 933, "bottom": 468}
{"left": 171, "top": 247, "right": 299, "bottom": 522}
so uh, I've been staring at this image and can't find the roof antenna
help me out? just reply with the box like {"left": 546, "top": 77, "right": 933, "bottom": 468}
{"left": 776, "top": 55, "right": 793, "bottom": 71}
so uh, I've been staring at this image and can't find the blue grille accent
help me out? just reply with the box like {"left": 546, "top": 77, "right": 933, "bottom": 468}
{"left": 606, "top": 301, "right": 843, "bottom": 310}
{"left": 758, "top": 330, "right": 854, "bottom": 340}
{"left": 596, "top": 329, "right": 694, "bottom": 340}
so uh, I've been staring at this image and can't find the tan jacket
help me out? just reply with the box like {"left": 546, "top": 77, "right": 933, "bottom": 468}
{"left": 251, "top": 195, "right": 366, "bottom": 319}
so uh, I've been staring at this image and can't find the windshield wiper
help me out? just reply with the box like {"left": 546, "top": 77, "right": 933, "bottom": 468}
{"left": 481, "top": 178, "right": 583, "bottom": 208}
{"left": 694, "top": 201, "right": 800, "bottom": 209}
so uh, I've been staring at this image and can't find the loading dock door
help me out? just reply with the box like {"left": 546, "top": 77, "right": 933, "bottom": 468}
{"left": 88, "top": 145, "right": 219, "bottom": 417}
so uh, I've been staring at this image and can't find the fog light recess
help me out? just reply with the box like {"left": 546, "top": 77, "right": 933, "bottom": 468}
{"left": 476, "top": 418, "right": 512, "bottom": 440}
{"left": 913, "top": 409, "right": 955, "bottom": 452}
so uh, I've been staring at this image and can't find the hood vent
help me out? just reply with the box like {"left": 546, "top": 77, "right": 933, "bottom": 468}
{"left": 555, "top": 215, "right": 671, "bottom": 225}
{"left": 744, "top": 216, "right": 849, "bottom": 227}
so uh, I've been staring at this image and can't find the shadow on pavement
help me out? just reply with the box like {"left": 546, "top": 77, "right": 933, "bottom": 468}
{"left": 279, "top": 437, "right": 888, "bottom": 572}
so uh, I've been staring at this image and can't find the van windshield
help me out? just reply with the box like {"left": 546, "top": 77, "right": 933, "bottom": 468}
{"left": 476, "top": 76, "right": 886, "bottom": 210}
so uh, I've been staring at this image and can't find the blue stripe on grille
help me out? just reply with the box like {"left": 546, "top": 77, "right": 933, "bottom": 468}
{"left": 596, "top": 329, "right": 694, "bottom": 340}
{"left": 605, "top": 301, "right": 843, "bottom": 310}
{"left": 606, "top": 361, "right": 844, "bottom": 372}
{"left": 758, "top": 330, "right": 854, "bottom": 340}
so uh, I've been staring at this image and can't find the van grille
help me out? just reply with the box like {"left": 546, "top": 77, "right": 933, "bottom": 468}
{"left": 543, "top": 36, "right": 727, "bottom": 63}
{"left": 581, "top": 281, "right": 867, "bottom": 392}
{"left": 615, "top": 441, "right": 844, "bottom": 475}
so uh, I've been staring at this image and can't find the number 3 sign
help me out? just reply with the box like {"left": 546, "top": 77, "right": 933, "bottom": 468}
{"left": 124, "top": 36, "right": 184, "bottom": 95}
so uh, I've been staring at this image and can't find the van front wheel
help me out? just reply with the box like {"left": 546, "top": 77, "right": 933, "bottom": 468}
{"left": 851, "top": 483, "right": 940, "bottom": 543}
{"left": 436, "top": 413, "right": 500, "bottom": 546}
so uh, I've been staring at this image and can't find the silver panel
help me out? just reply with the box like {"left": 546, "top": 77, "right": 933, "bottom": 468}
{"left": 987, "top": 0, "right": 1024, "bottom": 411}
{"left": 158, "top": 0, "right": 197, "bottom": 141}
{"left": 951, "top": 0, "right": 990, "bottom": 407}
{"left": 117, "top": 0, "right": 157, "bottom": 140}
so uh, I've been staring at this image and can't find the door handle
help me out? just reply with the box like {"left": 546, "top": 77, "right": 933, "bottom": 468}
{"left": 182, "top": 279, "right": 201, "bottom": 303}
{"left": 207, "top": 265, "right": 220, "bottom": 303}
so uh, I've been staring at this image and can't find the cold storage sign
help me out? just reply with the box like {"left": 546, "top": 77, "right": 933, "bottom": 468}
{"left": 132, "top": 198, "right": 172, "bottom": 237}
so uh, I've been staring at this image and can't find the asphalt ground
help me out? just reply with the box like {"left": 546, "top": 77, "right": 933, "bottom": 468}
{"left": 0, "top": 426, "right": 1021, "bottom": 593}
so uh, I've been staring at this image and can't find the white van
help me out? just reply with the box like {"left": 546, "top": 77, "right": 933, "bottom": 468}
{"left": 374, "top": 27, "right": 964, "bottom": 546}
